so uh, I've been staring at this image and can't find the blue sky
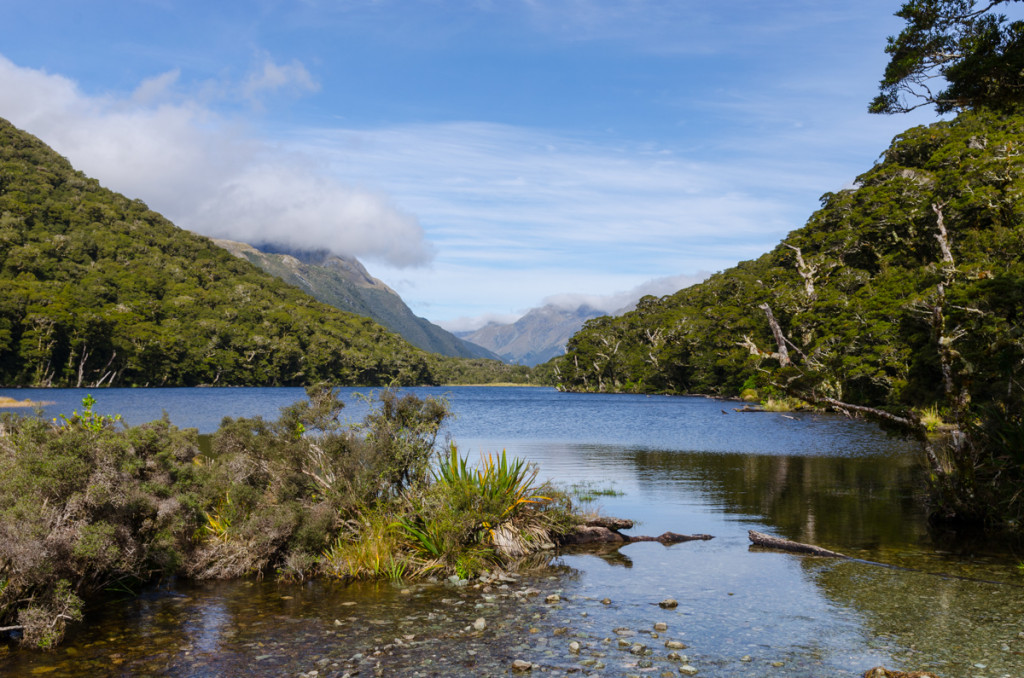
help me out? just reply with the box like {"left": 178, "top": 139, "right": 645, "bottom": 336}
{"left": 0, "top": 1, "right": 941, "bottom": 329}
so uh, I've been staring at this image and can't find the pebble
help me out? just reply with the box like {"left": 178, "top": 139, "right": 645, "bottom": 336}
{"left": 511, "top": 659, "right": 533, "bottom": 672}
{"left": 679, "top": 665, "right": 698, "bottom": 676}
{"left": 667, "top": 652, "right": 688, "bottom": 662}
{"left": 654, "top": 622, "right": 668, "bottom": 631}
{"left": 472, "top": 617, "right": 486, "bottom": 631}
{"left": 545, "top": 593, "right": 561, "bottom": 604}
{"left": 569, "top": 641, "right": 581, "bottom": 654}
{"left": 659, "top": 598, "right": 679, "bottom": 609}
{"left": 740, "top": 655, "right": 752, "bottom": 662}
{"left": 629, "top": 643, "right": 647, "bottom": 655}
{"left": 601, "top": 598, "right": 612, "bottom": 605}
{"left": 665, "top": 640, "right": 687, "bottom": 649}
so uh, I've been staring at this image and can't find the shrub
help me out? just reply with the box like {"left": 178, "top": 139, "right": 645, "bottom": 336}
{"left": 0, "top": 386, "right": 582, "bottom": 649}
{"left": 0, "top": 402, "right": 203, "bottom": 648}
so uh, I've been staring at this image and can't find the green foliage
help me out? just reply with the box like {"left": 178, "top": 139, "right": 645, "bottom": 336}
{"left": 0, "top": 401, "right": 204, "bottom": 648}
{"left": 0, "top": 386, "right": 585, "bottom": 649}
{"left": 218, "top": 241, "right": 502, "bottom": 361}
{"left": 0, "top": 117, "right": 444, "bottom": 388}
{"left": 557, "top": 108, "right": 1024, "bottom": 533}
{"left": 55, "top": 394, "right": 122, "bottom": 432}
{"left": 870, "top": 0, "right": 1024, "bottom": 114}
{"left": 433, "top": 444, "right": 549, "bottom": 520}
{"left": 567, "top": 481, "right": 624, "bottom": 504}
{"left": 559, "top": 109, "right": 1024, "bottom": 412}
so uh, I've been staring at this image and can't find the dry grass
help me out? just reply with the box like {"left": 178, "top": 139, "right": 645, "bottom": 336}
{"left": 0, "top": 396, "right": 53, "bottom": 408}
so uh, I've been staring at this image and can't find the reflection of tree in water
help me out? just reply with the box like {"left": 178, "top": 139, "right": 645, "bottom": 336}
{"left": 627, "top": 449, "right": 930, "bottom": 553}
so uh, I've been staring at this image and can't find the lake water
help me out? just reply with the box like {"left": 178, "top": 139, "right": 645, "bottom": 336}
{"left": 2, "top": 386, "right": 1023, "bottom": 677}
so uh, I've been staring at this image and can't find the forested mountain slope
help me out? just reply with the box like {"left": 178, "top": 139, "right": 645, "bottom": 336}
{"left": 0, "top": 118, "right": 436, "bottom": 387}
{"left": 214, "top": 239, "right": 501, "bottom": 361}
{"left": 555, "top": 109, "right": 1024, "bottom": 420}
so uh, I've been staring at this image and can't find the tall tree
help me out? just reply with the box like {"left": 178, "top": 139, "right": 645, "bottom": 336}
{"left": 871, "top": 0, "right": 1024, "bottom": 114}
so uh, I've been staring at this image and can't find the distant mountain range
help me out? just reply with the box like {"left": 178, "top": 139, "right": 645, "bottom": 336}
{"left": 213, "top": 240, "right": 501, "bottom": 361}
{"left": 456, "top": 304, "right": 608, "bottom": 366}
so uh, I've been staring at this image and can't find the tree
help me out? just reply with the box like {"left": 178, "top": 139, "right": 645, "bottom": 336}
{"left": 871, "top": 0, "right": 1024, "bottom": 114}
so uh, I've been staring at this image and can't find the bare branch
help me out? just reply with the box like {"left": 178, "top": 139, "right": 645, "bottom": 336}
{"left": 932, "top": 202, "right": 955, "bottom": 268}
{"left": 758, "top": 303, "right": 791, "bottom": 367}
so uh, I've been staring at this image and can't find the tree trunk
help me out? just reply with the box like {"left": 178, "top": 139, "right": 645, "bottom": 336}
{"left": 748, "top": 530, "right": 847, "bottom": 558}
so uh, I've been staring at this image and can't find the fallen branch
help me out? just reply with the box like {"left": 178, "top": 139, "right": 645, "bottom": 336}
{"left": 561, "top": 517, "right": 713, "bottom": 546}
{"left": 748, "top": 530, "right": 848, "bottom": 558}
{"left": 749, "top": 531, "right": 1024, "bottom": 589}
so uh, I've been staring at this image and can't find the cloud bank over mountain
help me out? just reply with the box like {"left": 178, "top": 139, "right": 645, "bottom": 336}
{"left": 440, "top": 272, "right": 709, "bottom": 333}
{"left": 0, "top": 55, "right": 433, "bottom": 268}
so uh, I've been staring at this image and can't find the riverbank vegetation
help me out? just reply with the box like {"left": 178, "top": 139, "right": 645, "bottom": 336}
{"left": 552, "top": 1, "right": 1024, "bottom": 536}
{"left": 0, "top": 117, "right": 543, "bottom": 389}
{"left": 0, "top": 389, "right": 580, "bottom": 649}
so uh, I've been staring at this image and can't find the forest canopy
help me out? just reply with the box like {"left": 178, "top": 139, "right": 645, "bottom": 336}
{"left": 0, "top": 117, "right": 521, "bottom": 388}
{"left": 871, "top": 0, "right": 1024, "bottom": 114}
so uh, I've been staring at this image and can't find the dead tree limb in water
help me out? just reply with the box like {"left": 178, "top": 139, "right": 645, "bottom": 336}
{"left": 748, "top": 530, "right": 848, "bottom": 558}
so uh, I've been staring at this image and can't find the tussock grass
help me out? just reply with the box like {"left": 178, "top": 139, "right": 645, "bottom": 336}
{"left": 0, "top": 387, "right": 584, "bottom": 649}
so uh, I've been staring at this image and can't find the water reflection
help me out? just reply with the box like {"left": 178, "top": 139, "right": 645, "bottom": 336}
{"left": 5, "top": 387, "right": 1024, "bottom": 676}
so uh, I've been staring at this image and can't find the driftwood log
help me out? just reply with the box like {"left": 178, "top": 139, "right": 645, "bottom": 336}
{"left": 560, "top": 517, "right": 713, "bottom": 546}
{"left": 748, "top": 530, "right": 848, "bottom": 558}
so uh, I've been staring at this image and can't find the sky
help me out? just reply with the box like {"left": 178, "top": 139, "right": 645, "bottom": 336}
{"left": 0, "top": 1, "right": 942, "bottom": 330}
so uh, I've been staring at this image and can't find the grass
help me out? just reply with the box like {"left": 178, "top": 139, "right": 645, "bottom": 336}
{"left": 918, "top": 404, "right": 945, "bottom": 433}
{"left": 567, "top": 481, "right": 624, "bottom": 504}
{"left": 761, "top": 396, "right": 811, "bottom": 412}
{"left": 0, "top": 387, "right": 586, "bottom": 649}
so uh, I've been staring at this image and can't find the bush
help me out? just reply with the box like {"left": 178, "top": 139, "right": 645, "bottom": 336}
{"left": 0, "top": 386, "right": 583, "bottom": 649}
{"left": 0, "top": 403, "right": 203, "bottom": 648}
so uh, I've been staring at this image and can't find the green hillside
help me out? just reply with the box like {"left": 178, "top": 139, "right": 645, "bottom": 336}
{"left": 555, "top": 108, "right": 1023, "bottom": 415}
{"left": 554, "top": 108, "right": 1024, "bottom": 528}
{"left": 214, "top": 239, "right": 501, "bottom": 361}
{"left": 0, "top": 118, "right": 437, "bottom": 387}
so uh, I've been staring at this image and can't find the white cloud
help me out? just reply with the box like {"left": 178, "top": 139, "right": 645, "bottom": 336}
{"left": 435, "top": 271, "right": 711, "bottom": 332}
{"left": 242, "top": 55, "right": 320, "bottom": 103}
{"left": 440, "top": 312, "right": 523, "bottom": 334}
{"left": 0, "top": 54, "right": 432, "bottom": 267}
{"left": 132, "top": 69, "right": 181, "bottom": 105}
{"left": 542, "top": 272, "right": 711, "bottom": 314}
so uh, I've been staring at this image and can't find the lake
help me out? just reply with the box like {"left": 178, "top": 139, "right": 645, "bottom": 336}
{"left": 2, "top": 386, "right": 1022, "bottom": 677}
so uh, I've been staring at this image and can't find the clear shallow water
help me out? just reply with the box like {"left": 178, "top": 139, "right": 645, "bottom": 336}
{"left": 2, "top": 386, "right": 1023, "bottom": 677}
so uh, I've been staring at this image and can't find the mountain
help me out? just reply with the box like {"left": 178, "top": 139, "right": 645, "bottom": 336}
{"left": 458, "top": 304, "right": 606, "bottom": 366}
{"left": 554, "top": 109, "right": 1024, "bottom": 421}
{"left": 213, "top": 239, "right": 501, "bottom": 361}
{"left": 0, "top": 117, "right": 441, "bottom": 387}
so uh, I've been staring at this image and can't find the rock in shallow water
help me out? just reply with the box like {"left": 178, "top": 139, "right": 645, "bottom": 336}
{"left": 659, "top": 598, "right": 679, "bottom": 609}
{"left": 862, "top": 668, "right": 940, "bottom": 678}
